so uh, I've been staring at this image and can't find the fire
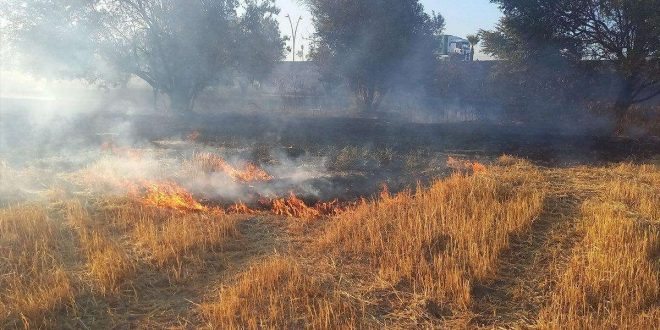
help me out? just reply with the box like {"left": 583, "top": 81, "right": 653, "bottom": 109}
{"left": 235, "top": 163, "right": 274, "bottom": 182}
{"left": 447, "top": 156, "right": 487, "bottom": 173}
{"left": 380, "top": 183, "right": 391, "bottom": 200}
{"left": 194, "top": 153, "right": 273, "bottom": 183}
{"left": 228, "top": 201, "right": 255, "bottom": 214}
{"left": 132, "top": 181, "right": 206, "bottom": 212}
{"left": 126, "top": 179, "right": 346, "bottom": 217}
{"left": 472, "top": 162, "right": 487, "bottom": 173}
{"left": 272, "top": 193, "right": 320, "bottom": 218}
{"left": 314, "top": 199, "right": 343, "bottom": 216}
{"left": 187, "top": 130, "right": 201, "bottom": 142}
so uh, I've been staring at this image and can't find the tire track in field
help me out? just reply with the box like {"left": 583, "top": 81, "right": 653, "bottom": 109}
{"left": 469, "top": 169, "right": 598, "bottom": 328}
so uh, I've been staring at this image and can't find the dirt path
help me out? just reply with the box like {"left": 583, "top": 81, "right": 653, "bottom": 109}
{"left": 470, "top": 168, "right": 599, "bottom": 328}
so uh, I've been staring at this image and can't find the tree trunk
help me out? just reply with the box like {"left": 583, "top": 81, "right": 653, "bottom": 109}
{"left": 612, "top": 78, "right": 635, "bottom": 135}
{"left": 356, "top": 87, "right": 373, "bottom": 112}
{"left": 355, "top": 83, "right": 383, "bottom": 113}
{"left": 168, "top": 89, "right": 197, "bottom": 117}
{"left": 153, "top": 88, "right": 159, "bottom": 112}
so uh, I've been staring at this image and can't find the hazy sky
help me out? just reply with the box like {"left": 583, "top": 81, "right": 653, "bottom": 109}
{"left": 275, "top": 0, "right": 503, "bottom": 60}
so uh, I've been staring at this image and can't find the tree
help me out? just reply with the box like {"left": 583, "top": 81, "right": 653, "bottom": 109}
{"left": 306, "top": 0, "right": 443, "bottom": 112}
{"left": 485, "top": 0, "right": 660, "bottom": 133}
{"left": 4, "top": 0, "right": 285, "bottom": 115}
{"left": 466, "top": 34, "right": 480, "bottom": 61}
{"left": 235, "top": 0, "right": 286, "bottom": 88}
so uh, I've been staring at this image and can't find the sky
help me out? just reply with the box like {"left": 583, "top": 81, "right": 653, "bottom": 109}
{"left": 275, "top": 0, "right": 503, "bottom": 60}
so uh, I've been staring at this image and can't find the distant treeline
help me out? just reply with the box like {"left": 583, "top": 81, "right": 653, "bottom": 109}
{"left": 258, "top": 60, "right": 658, "bottom": 132}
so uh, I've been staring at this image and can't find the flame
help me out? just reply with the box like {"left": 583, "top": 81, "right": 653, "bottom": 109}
{"left": 131, "top": 180, "right": 206, "bottom": 212}
{"left": 228, "top": 201, "right": 255, "bottom": 214}
{"left": 194, "top": 153, "right": 273, "bottom": 183}
{"left": 447, "top": 156, "right": 487, "bottom": 173}
{"left": 314, "top": 199, "right": 343, "bottom": 216}
{"left": 380, "top": 183, "right": 391, "bottom": 200}
{"left": 235, "top": 163, "right": 274, "bottom": 182}
{"left": 472, "top": 162, "right": 487, "bottom": 173}
{"left": 126, "top": 179, "right": 346, "bottom": 217}
{"left": 187, "top": 130, "right": 201, "bottom": 142}
{"left": 272, "top": 192, "right": 320, "bottom": 218}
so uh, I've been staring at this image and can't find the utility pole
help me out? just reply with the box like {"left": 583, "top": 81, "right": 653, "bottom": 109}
{"left": 285, "top": 14, "right": 302, "bottom": 62}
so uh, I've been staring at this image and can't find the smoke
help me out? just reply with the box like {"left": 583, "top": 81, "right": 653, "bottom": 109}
{"left": 0, "top": 98, "right": 351, "bottom": 208}
{"left": 2, "top": 0, "right": 657, "bottom": 211}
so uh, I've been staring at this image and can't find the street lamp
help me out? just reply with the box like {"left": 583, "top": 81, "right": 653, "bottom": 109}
{"left": 285, "top": 14, "right": 302, "bottom": 62}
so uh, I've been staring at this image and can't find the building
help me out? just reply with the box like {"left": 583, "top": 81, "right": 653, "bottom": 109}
{"left": 437, "top": 35, "right": 472, "bottom": 61}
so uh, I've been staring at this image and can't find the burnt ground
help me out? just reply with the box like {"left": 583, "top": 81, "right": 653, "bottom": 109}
{"left": 3, "top": 108, "right": 658, "bottom": 165}
{"left": 1, "top": 109, "right": 658, "bottom": 206}
{"left": 128, "top": 113, "right": 660, "bottom": 166}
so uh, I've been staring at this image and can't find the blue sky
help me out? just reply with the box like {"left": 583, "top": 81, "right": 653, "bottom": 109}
{"left": 275, "top": 0, "right": 503, "bottom": 60}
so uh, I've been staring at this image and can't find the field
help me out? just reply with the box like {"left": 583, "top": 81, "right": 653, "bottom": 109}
{"left": 1, "top": 113, "right": 659, "bottom": 328}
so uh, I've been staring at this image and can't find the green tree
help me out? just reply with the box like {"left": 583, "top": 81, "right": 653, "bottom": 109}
{"left": 3, "top": 0, "right": 285, "bottom": 115}
{"left": 484, "top": 0, "right": 660, "bottom": 133}
{"left": 306, "top": 0, "right": 443, "bottom": 112}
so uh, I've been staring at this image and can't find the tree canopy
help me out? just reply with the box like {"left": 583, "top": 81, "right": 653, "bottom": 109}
{"left": 3, "top": 0, "right": 285, "bottom": 114}
{"left": 306, "top": 0, "right": 444, "bottom": 112}
{"left": 483, "top": 0, "right": 660, "bottom": 132}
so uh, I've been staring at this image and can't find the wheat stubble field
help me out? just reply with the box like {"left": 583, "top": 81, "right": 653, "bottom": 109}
{"left": 1, "top": 137, "right": 658, "bottom": 329}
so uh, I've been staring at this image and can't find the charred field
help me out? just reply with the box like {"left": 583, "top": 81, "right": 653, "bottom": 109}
{"left": 1, "top": 111, "right": 659, "bottom": 329}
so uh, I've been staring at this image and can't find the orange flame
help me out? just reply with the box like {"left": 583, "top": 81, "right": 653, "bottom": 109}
{"left": 227, "top": 201, "right": 255, "bottom": 214}
{"left": 272, "top": 192, "right": 320, "bottom": 218}
{"left": 187, "top": 130, "right": 201, "bottom": 142}
{"left": 380, "top": 183, "right": 391, "bottom": 200}
{"left": 314, "top": 199, "right": 343, "bottom": 216}
{"left": 447, "top": 156, "right": 487, "bottom": 173}
{"left": 472, "top": 162, "right": 487, "bottom": 173}
{"left": 194, "top": 153, "right": 273, "bottom": 183}
{"left": 130, "top": 180, "right": 206, "bottom": 212}
{"left": 235, "top": 163, "right": 274, "bottom": 182}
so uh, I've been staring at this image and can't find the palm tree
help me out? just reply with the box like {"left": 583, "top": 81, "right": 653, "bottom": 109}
{"left": 466, "top": 34, "right": 480, "bottom": 61}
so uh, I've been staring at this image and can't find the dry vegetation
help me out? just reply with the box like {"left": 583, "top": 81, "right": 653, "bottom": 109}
{"left": 539, "top": 164, "right": 660, "bottom": 329}
{"left": 1, "top": 157, "right": 658, "bottom": 328}
{"left": 0, "top": 198, "right": 240, "bottom": 328}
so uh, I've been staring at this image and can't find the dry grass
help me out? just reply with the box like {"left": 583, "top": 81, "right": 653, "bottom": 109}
{"left": 200, "top": 256, "right": 359, "bottom": 329}
{"left": 66, "top": 201, "right": 135, "bottom": 295}
{"left": 2, "top": 159, "right": 658, "bottom": 328}
{"left": 0, "top": 197, "right": 241, "bottom": 328}
{"left": 0, "top": 205, "right": 74, "bottom": 328}
{"left": 319, "top": 164, "right": 545, "bottom": 309}
{"left": 89, "top": 200, "right": 240, "bottom": 282}
{"left": 200, "top": 160, "right": 547, "bottom": 327}
{"left": 539, "top": 164, "right": 660, "bottom": 329}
